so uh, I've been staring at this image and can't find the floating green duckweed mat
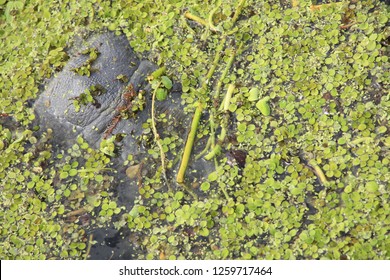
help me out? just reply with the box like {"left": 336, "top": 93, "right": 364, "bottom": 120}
{"left": 0, "top": 0, "right": 389, "bottom": 259}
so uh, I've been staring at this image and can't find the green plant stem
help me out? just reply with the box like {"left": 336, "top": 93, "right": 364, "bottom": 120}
{"left": 308, "top": 160, "right": 328, "bottom": 186}
{"left": 176, "top": 28, "right": 227, "bottom": 182}
{"left": 177, "top": 0, "right": 246, "bottom": 183}
{"left": 177, "top": 182, "right": 198, "bottom": 200}
{"left": 181, "top": 15, "right": 196, "bottom": 34}
{"left": 205, "top": 84, "right": 233, "bottom": 160}
{"left": 204, "top": 143, "right": 222, "bottom": 160}
{"left": 206, "top": 45, "right": 240, "bottom": 158}
{"left": 207, "top": 46, "right": 239, "bottom": 157}
{"left": 209, "top": 113, "right": 216, "bottom": 150}
{"left": 176, "top": 37, "right": 225, "bottom": 182}
{"left": 203, "top": 37, "right": 226, "bottom": 92}
{"left": 185, "top": 5, "right": 223, "bottom": 33}
{"left": 231, "top": 0, "right": 246, "bottom": 25}
{"left": 195, "top": 136, "right": 212, "bottom": 160}
{"left": 223, "top": 83, "right": 235, "bottom": 112}
{"left": 147, "top": 66, "right": 166, "bottom": 81}
{"left": 176, "top": 102, "right": 203, "bottom": 183}
{"left": 184, "top": 11, "right": 208, "bottom": 27}
{"left": 208, "top": 0, "right": 222, "bottom": 32}
{"left": 214, "top": 47, "right": 239, "bottom": 99}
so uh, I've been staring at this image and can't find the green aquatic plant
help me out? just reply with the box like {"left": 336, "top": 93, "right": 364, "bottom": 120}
{"left": 70, "top": 47, "right": 100, "bottom": 76}
{"left": 177, "top": 0, "right": 247, "bottom": 184}
{"left": 70, "top": 84, "right": 105, "bottom": 112}
{"left": 1, "top": 0, "right": 389, "bottom": 260}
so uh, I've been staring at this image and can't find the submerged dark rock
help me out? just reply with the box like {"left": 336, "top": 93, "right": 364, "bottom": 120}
{"left": 35, "top": 32, "right": 147, "bottom": 149}
{"left": 33, "top": 31, "right": 214, "bottom": 259}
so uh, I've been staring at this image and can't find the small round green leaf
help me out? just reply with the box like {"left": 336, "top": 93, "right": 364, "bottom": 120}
{"left": 256, "top": 97, "right": 271, "bottom": 116}
{"left": 366, "top": 181, "right": 378, "bottom": 192}
{"left": 161, "top": 76, "right": 173, "bottom": 90}
{"left": 248, "top": 88, "right": 260, "bottom": 101}
{"left": 208, "top": 172, "right": 218, "bottom": 182}
{"left": 156, "top": 88, "right": 168, "bottom": 101}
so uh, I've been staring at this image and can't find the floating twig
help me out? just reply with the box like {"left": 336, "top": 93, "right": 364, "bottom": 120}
{"left": 84, "top": 234, "right": 94, "bottom": 260}
{"left": 65, "top": 208, "right": 86, "bottom": 217}
{"left": 340, "top": 21, "right": 356, "bottom": 30}
{"left": 151, "top": 82, "right": 168, "bottom": 187}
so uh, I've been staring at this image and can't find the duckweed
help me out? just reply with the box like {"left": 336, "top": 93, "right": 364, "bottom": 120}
{"left": 1, "top": 0, "right": 389, "bottom": 260}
